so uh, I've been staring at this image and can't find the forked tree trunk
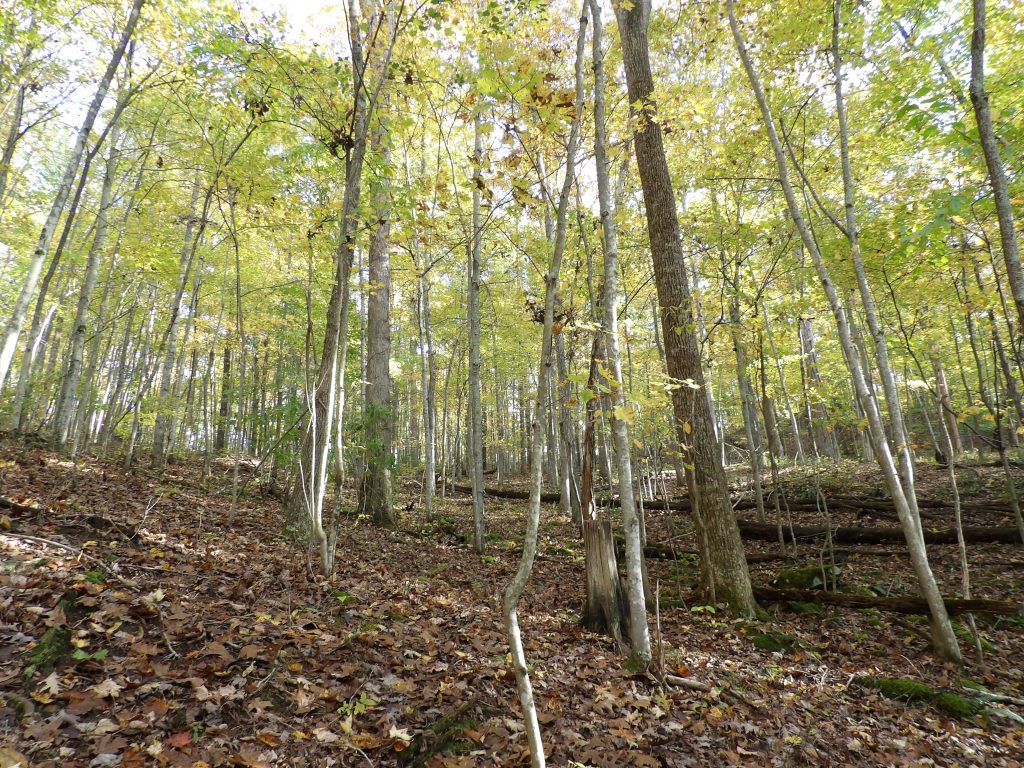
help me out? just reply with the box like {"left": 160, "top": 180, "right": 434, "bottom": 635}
{"left": 727, "top": 0, "right": 961, "bottom": 661}
{"left": 503, "top": 10, "right": 587, "bottom": 766}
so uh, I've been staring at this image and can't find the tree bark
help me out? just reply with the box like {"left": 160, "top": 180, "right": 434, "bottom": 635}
{"left": 358, "top": 129, "right": 396, "bottom": 528}
{"left": 615, "top": 0, "right": 755, "bottom": 617}
{"left": 468, "top": 108, "right": 487, "bottom": 553}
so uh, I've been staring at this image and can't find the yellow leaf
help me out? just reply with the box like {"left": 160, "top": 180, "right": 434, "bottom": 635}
{"left": 613, "top": 405, "right": 635, "bottom": 425}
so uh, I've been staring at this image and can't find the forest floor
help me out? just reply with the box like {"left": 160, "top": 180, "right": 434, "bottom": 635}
{"left": 1, "top": 437, "right": 1023, "bottom": 767}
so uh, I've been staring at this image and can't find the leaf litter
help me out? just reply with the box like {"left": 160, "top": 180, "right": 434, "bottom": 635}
{"left": 0, "top": 441, "right": 1022, "bottom": 766}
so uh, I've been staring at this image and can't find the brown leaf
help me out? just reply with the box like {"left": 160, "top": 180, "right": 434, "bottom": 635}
{"left": 167, "top": 730, "right": 192, "bottom": 749}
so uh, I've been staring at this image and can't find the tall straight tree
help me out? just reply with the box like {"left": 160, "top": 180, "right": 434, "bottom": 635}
{"left": 0, "top": 0, "right": 144, "bottom": 391}
{"left": 468, "top": 107, "right": 487, "bottom": 553}
{"left": 52, "top": 119, "right": 124, "bottom": 451}
{"left": 969, "top": 0, "right": 1024, "bottom": 335}
{"left": 613, "top": 0, "right": 756, "bottom": 617}
{"left": 588, "top": 0, "right": 649, "bottom": 663}
{"left": 358, "top": 127, "right": 396, "bottom": 527}
{"left": 292, "top": 0, "right": 399, "bottom": 574}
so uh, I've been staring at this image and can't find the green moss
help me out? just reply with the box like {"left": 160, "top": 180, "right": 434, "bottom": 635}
{"left": 789, "top": 601, "right": 825, "bottom": 616}
{"left": 26, "top": 627, "right": 70, "bottom": 674}
{"left": 933, "top": 692, "right": 982, "bottom": 718}
{"left": 953, "top": 622, "right": 996, "bottom": 652}
{"left": 855, "top": 676, "right": 981, "bottom": 720}
{"left": 750, "top": 630, "right": 797, "bottom": 653}
{"left": 858, "top": 676, "right": 934, "bottom": 703}
{"left": 623, "top": 653, "right": 650, "bottom": 674}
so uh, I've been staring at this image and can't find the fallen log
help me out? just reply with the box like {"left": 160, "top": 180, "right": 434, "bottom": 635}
{"left": 623, "top": 495, "right": 1018, "bottom": 521}
{"left": 640, "top": 542, "right": 907, "bottom": 562}
{"left": 737, "top": 520, "right": 1023, "bottom": 545}
{"left": 0, "top": 496, "right": 44, "bottom": 516}
{"left": 752, "top": 586, "right": 1022, "bottom": 616}
{"left": 449, "top": 483, "right": 562, "bottom": 504}
{"left": 636, "top": 545, "right": 790, "bottom": 564}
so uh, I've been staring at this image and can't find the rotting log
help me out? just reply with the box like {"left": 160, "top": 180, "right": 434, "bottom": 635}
{"left": 737, "top": 520, "right": 1022, "bottom": 545}
{"left": 633, "top": 545, "right": 788, "bottom": 564}
{"left": 752, "top": 586, "right": 1022, "bottom": 616}
{"left": 636, "top": 521, "right": 1023, "bottom": 546}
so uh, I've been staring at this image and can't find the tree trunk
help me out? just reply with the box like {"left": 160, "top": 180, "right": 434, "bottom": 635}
{"left": 291, "top": 0, "right": 399, "bottom": 575}
{"left": 468, "top": 108, "right": 487, "bottom": 553}
{"left": 615, "top": 0, "right": 756, "bottom": 618}
{"left": 0, "top": 0, "right": 143, "bottom": 391}
{"left": 969, "top": 0, "right": 1024, "bottom": 333}
{"left": 53, "top": 122, "right": 123, "bottom": 451}
{"left": 358, "top": 130, "right": 396, "bottom": 528}
{"left": 588, "top": 0, "right": 653, "bottom": 660}
{"left": 418, "top": 266, "right": 437, "bottom": 519}
{"left": 503, "top": 12, "right": 586, "bottom": 765}
{"left": 933, "top": 357, "right": 962, "bottom": 458}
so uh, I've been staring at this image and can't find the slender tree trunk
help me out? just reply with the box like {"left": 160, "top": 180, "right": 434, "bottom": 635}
{"left": 588, "top": 0, "right": 652, "bottom": 659}
{"left": 0, "top": 82, "right": 26, "bottom": 212}
{"left": 9, "top": 150, "right": 97, "bottom": 430}
{"left": 0, "top": 0, "right": 143, "bottom": 390}
{"left": 417, "top": 266, "right": 437, "bottom": 518}
{"left": 833, "top": 1, "right": 918, "bottom": 494}
{"left": 728, "top": 289, "right": 766, "bottom": 524}
{"left": 504, "top": 12, "right": 587, "bottom": 765}
{"left": 53, "top": 123, "right": 123, "bottom": 451}
{"left": 933, "top": 357, "right": 962, "bottom": 458}
{"left": 291, "top": 0, "right": 398, "bottom": 575}
{"left": 762, "top": 305, "right": 805, "bottom": 462}
{"left": 969, "top": 0, "right": 1024, "bottom": 333}
{"left": 153, "top": 178, "right": 203, "bottom": 467}
{"left": 468, "top": 108, "right": 487, "bottom": 552}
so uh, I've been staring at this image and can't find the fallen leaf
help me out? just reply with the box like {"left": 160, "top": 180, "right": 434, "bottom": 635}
{"left": 92, "top": 679, "right": 123, "bottom": 699}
